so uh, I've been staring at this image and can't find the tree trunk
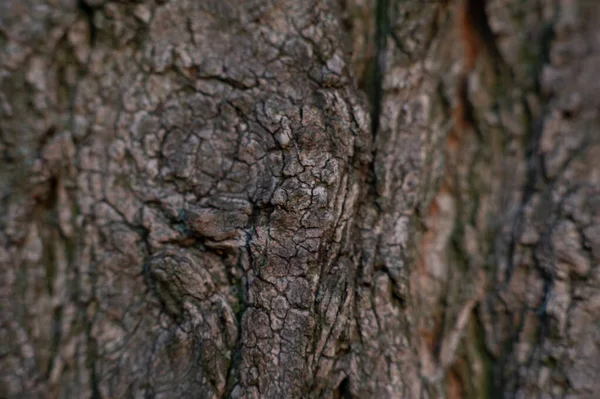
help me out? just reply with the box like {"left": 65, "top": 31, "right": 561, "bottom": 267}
{"left": 1, "top": 0, "right": 599, "bottom": 398}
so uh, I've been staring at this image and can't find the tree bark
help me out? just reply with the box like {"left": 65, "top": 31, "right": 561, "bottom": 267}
{"left": 1, "top": 0, "right": 599, "bottom": 398}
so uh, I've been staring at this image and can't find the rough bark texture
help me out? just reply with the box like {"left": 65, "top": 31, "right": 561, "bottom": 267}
{"left": 1, "top": 0, "right": 598, "bottom": 398}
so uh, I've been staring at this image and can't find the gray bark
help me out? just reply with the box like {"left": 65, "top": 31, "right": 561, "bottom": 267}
{"left": 1, "top": 0, "right": 598, "bottom": 398}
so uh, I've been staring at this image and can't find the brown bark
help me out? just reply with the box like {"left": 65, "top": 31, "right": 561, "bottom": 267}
{"left": 1, "top": 0, "right": 598, "bottom": 398}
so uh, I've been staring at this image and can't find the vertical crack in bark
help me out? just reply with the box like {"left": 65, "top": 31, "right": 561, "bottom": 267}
{"left": 504, "top": 21, "right": 555, "bottom": 286}
{"left": 84, "top": 303, "right": 102, "bottom": 399}
{"left": 370, "top": 0, "right": 389, "bottom": 140}
{"left": 77, "top": 0, "right": 99, "bottom": 48}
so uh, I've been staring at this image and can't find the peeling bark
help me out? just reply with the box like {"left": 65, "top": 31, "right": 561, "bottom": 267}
{"left": 1, "top": 0, "right": 599, "bottom": 398}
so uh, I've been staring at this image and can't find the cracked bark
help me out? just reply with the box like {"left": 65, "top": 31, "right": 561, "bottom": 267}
{"left": 1, "top": 0, "right": 599, "bottom": 398}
